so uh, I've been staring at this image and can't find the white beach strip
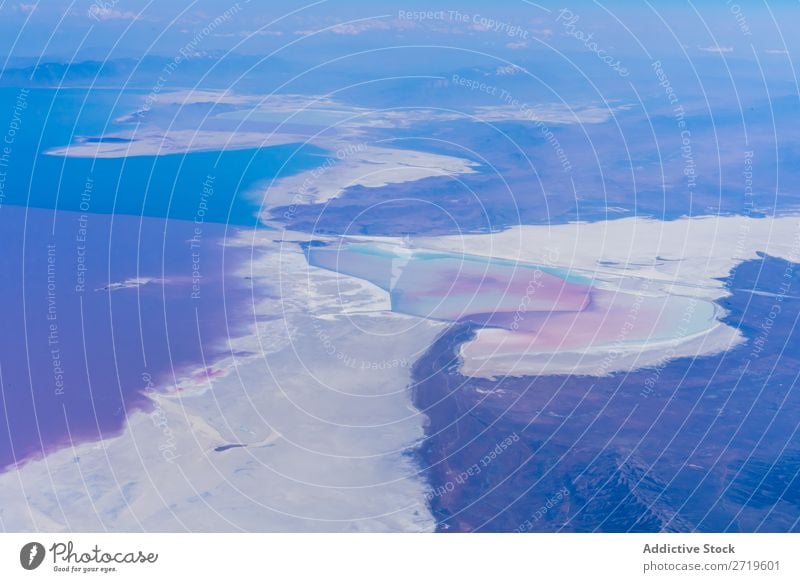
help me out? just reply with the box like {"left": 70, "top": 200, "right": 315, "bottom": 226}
{"left": 0, "top": 231, "right": 440, "bottom": 532}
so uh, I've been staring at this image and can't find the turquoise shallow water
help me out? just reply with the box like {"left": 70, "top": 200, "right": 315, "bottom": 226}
{"left": 0, "top": 87, "right": 325, "bottom": 225}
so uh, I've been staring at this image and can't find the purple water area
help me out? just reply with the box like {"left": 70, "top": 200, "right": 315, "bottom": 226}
{"left": 413, "top": 255, "right": 800, "bottom": 532}
{"left": 0, "top": 205, "right": 253, "bottom": 471}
